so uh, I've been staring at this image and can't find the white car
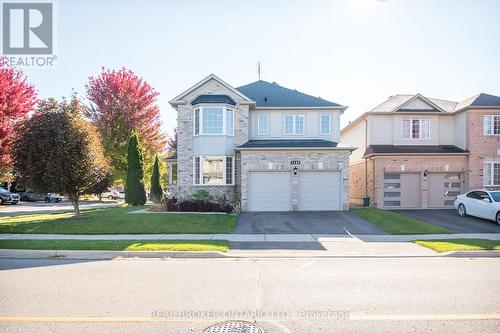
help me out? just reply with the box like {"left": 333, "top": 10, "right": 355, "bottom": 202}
{"left": 103, "top": 190, "right": 125, "bottom": 200}
{"left": 454, "top": 189, "right": 500, "bottom": 225}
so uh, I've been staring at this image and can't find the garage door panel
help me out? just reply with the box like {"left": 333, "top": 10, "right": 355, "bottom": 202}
{"left": 299, "top": 172, "right": 341, "bottom": 211}
{"left": 249, "top": 172, "right": 291, "bottom": 211}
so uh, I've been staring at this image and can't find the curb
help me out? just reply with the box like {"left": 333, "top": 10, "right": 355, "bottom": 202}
{"left": 1, "top": 249, "right": 499, "bottom": 260}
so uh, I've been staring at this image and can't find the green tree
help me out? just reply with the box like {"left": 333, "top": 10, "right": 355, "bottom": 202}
{"left": 91, "top": 170, "right": 113, "bottom": 201}
{"left": 125, "top": 131, "right": 146, "bottom": 205}
{"left": 13, "top": 97, "right": 110, "bottom": 217}
{"left": 149, "top": 155, "right": 163, "bottom": 203}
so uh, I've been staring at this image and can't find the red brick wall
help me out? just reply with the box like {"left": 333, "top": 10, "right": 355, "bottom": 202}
{"left": 372, "top": 156, "right": 468, "bottom": 208}
{"left": 467, "top": 109, "right": 500, "bottom": 189}
{"left": 348, "top": 160, "right": 374, "bottom": 205}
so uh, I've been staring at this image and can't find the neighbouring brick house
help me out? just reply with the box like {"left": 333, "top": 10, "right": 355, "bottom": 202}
{"left": 167, "top": 74, "right": 356, "bottom": 212}
{"left": 341, "top": 93, "right": 500, "bottom": 209}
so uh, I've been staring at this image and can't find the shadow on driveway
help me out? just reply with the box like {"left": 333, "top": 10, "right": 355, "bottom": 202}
{"left": 235, "top": 211, "right": 386, "bottom": 235}
{"left": 398, "top": 209, "right": 500, "bottom": 233}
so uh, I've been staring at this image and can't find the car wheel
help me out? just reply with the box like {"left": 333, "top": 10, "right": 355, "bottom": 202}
{"left": 0, "top": 198, "right": 3, "bottom": 205}
{"left": 458, "top": 204, "right": 467, "bottom": 217}
{"left": 496, "top": 212, "right": 500, "bottom": 226}
{"left": 45, "top": 198, "right": 50, "bottom": 203}
{"left": 108, "top": 195, "right": 113, "bottom": 200}
{"left": 11, "top": 202, "right": 18, "bottom": 205}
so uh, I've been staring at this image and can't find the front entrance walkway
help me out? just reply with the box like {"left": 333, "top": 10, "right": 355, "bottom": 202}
{"left": 235, "top": 211, "right": 386, "bottom": 234}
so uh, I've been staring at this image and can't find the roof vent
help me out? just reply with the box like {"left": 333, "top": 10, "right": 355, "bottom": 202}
{"left": 272, "top": 82, "right": 278, "bottom": 85}
{"left": 264, "top": 96, "right": 268, "bottom": 102}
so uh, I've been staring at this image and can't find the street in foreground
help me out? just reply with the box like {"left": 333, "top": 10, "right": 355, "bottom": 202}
{"left": 1, "top": 257, "right": 499, "bottom": 333}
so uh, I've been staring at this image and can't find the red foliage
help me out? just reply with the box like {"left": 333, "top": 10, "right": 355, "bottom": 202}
{"left": 86, "top": 67, "right": 166, "bottom": 153}
{"left": 0, "top": 63, "right": 38, "bottom": 175}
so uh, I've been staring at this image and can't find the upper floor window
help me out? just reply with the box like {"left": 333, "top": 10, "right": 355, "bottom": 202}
{"left": 284, "top": 115, "right": 305, "bottom": 135}
{"left": 194, "top": 107, "right": 233, "bottom": 136}
{"left": 320, "top": 115, "right": 331, "bottom": 135}
{"left": 402, "top": 119, "right": 430, "bottom": 139}
{"left": 258, "top": 115, "right": 269, "bottom": 136}
{"left": 226, "top": 109, "right": 234, "bottom": 136}
{"left": 484, "top": 115, "right": 500, "bottom": 135}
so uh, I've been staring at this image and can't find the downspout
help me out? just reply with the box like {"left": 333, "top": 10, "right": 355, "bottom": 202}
{"left": 363, "top": 117, "right": 369, "bottom": 201}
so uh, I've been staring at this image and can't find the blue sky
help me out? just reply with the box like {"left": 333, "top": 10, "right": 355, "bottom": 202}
{"left": 23, "top": 0, "right": 500, "bottom": 135}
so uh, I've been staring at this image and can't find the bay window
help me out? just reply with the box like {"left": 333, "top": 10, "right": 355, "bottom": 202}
{"left": 193, "top": 106, "right": 234, "bottom": 136}
{"left": 193, "top": 156, "right": 234, "bottom": 185}
{"left": 484, "top": 115, "right": 500, "bottom": 135}
{"left": 284, "top": 115, "right": 305, "bottom": 135}
{"left": 484, "top": 162, "right": 500, "bottom": 186}
{"left": 403, "top": 119, "right": 430, "bottom": 139}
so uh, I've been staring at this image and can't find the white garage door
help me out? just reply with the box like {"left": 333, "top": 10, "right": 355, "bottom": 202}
{"left": 249, "top": 172, "right": 291, "bottom": 211}
{"left": 299, "top": 172, "right": 341, "bottom": 211}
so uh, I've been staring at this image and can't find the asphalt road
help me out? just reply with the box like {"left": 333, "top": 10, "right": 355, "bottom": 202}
{"left": 1, "top": 257, "right": 499, "bottom": 332}
{"left": 0, "top": 201, "right": 119, "bottom": 217}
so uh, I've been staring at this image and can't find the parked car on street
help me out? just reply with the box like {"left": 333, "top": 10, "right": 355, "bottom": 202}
{"left": 19, "top": 191, "right": 63, "bottom": 203}
{"left": 0, "top": 187, "right": 20, "bottom": 205}
{"left": 19, "top": 191, "right": 46, "bottom": 202}
{"left": 102, "top": 190, "right": 125, "bottom": 200}
{"left": 454, "top": 190, "right": 500, "bottom": 224}
{"left": 46, "top": 193, "right": 64, "bottom": 203}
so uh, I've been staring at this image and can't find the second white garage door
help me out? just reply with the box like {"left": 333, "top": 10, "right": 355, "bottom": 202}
{"left": 299, "top": 172, "right": 341, "bottom": 211}
{"left": 249, "top": 172, "right": 291, "bottom": 211}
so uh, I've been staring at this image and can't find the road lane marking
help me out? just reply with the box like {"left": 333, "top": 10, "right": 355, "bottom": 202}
{"left": 1, "top": 314, "right": 500, "bottom": 322}
{"left": 290, "top": 260, "right": 315, "bottom": 274}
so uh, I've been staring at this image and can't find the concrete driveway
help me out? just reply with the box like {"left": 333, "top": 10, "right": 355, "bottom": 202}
{"left": 235, "top": 211, "right": 386, "bottom": 234}
{"left": 398, "top": 209, "right": 500, "bottom": 233}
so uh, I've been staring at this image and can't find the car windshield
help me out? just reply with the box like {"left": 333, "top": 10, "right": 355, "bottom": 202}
{"left": 0, "top": 188, "right": 9, "bottom": 194}
{"left": 490, "top": 191, "right": 500, "bottom": 202}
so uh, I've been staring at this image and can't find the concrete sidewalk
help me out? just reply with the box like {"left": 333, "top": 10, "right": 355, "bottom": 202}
{"left": 1, "top": 233, "right": 500, "bottom": 241}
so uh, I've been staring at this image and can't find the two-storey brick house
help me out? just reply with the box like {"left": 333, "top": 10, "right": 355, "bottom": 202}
{"left": 168, "top": 74, "right": 355, "bottom": 212}
{"left": 341, "top": 93, "right": 500, "bottom": 209}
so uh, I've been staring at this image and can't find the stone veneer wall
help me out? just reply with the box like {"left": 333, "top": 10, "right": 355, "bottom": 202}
{"left": 239, "top": 150, "right": 351, "bottom": 211}
{"left": 371, "top": 156, "right": 468, "bottom": 208}
{"left": 175, "top": 78, "right": 249, "bottom": 202}
{"left": 466, "top": 109, "right": 500, "bottom": 189}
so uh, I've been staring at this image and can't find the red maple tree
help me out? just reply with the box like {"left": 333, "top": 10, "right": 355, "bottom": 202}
{"left": 0, "top": 63, "right": 38, "bottom": 177}
{"left": 85, "top": 67, "right": 166, "bottom": 182}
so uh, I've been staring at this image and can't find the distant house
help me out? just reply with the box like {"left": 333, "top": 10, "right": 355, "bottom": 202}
{"left": 341, "top": 93, "right": 500, "bottom": 209}
{"left": 167, "top": 74, "right": 356, "bottom": 212}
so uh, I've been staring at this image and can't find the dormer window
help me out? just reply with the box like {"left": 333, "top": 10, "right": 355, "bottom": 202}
{"left": 193, "top": 106, "right": 234, "bottom": 136}
{"left": 402, "top": 119, "right": 430, "bottom": 139}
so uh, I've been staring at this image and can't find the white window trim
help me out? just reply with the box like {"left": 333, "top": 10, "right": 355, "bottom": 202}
{"left": 402, "top": 118, "right": 431, "bottom": 140}
{"left": 193, "top": 157, "right": 201, "bottom": 185}
{"left": 283, "top": 114, "right": 305, "bottom": 136}
{"left": 194, "top": 105, "right": 234, "bottom": 136}
{"left": 257, "top": 114, "right": 269, "bottom": 136}
{"left": 193, "top": 155, "right": 235, "bottom": 186}
{"left": 483, "top": 115, "right": 500, "bottom": 136}
{"left": 168, "top": 162, "right": 177, "bottom": 185}
{"left": 319, "top": 114, "right": 331, "bottom": 135}
{"left": 484, "top": 161, "right": 500, "bottom": 186}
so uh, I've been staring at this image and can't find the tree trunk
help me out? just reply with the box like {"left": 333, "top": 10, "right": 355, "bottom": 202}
{"left": 98, "top": 194, "right": 102, "bottom": 201}
{"left": 71, "top": 199, "right": 81, "bottom": 218}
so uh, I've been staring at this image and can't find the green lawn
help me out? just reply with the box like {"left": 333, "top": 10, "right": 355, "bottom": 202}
{"left": 415, "top": 238, "right": 500, "bottom": 252}
{"left": 352, "top": 208, "right": 454, "bottom": 235}
{"left": 0, "top": 239, "right": 229, "bottom": 252}
{"left": 0, "top": 206, "right": 237, "bottom": 234}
